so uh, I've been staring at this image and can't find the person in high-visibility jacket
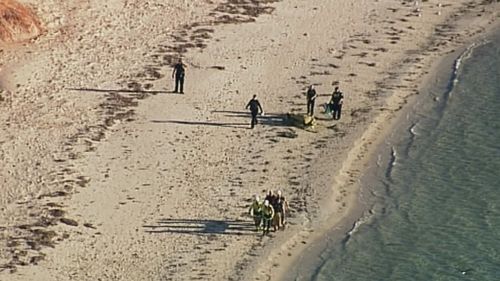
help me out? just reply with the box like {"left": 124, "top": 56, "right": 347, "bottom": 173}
{"left": 249, "top": 195, "right": 262, "bottom": 231}
{"left": 261, "top": 200, "right": 275, "bottom": 235}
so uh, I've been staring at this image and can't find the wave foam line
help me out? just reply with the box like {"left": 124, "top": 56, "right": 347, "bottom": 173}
{"left": 446, "top": 40, "right": 489, "bottom": 99}
{"left": 343, "top": 210, "right": 375, "bottom": 245}
{"left": 383, "top": 146, "right": 398, "bottom": 183}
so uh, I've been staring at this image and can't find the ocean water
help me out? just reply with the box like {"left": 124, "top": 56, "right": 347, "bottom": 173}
{"left": 310, "top": 31, "right": 500, "bottom": 281}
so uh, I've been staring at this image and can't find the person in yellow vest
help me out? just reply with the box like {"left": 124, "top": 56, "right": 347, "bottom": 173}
{"left": 248, "top": 195, "right": 262, "bottom": 231}
{"left": 261, "top": 200, "right": 275, "bottom": 235}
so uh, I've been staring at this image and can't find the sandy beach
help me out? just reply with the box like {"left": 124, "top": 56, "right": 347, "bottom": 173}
{"left": 1, "top": 0, "right": 498, "bottom": 280}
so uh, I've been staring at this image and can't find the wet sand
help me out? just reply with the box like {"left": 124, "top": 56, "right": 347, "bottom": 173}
{"left": 278, "top": 21, "right": 500, "bottom": 281}
{"left": 0, "top": 0, "right": 498, "bottom": 280}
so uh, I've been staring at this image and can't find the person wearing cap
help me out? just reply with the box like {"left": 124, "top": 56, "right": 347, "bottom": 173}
{"left": 261, "top": 200, "right": 275, "bottom": 235}
{"left": 249, "top": 195, "right": 263, "bottom": 231}
{"left": 306, "top": 85, "right": 317, "bottom": 116}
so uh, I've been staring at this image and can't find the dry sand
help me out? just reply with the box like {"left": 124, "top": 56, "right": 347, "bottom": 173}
{"left": 0, "top": 0, "right": 498, "bottom": 280}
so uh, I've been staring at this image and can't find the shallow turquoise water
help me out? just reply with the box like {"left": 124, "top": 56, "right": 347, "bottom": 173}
{"left": 312, "top": 31, "right": 500, "bottom": 281}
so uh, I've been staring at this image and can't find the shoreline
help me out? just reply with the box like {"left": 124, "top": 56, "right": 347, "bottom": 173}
{"left": 1, "top": 1, "right": 499, "bottom": 280}
{"left": 306, "top": 26, "right": 500, "bottom": 280}
{"left": 276, "top": 11, "right": 500, "bottom": 281}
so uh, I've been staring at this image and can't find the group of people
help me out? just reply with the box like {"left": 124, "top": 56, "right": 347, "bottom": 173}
{"left": 171, "top": 61, "right": 345, "bottom": 237}
{"left": 248, "top": 190, "right": 289, "bottom": 235}
{"left": 171, "top": 59, "right": 344, "bottom": 129}
{"left": 307, "top": 85, "right": 344, "bottom": 120}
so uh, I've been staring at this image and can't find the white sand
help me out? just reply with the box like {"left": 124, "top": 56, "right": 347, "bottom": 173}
{"left": 0, "top": 0, "right": 498, "bottom": 280}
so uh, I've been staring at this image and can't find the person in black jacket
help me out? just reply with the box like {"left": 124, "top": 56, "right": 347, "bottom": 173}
{"left": 330, "top": 86, "right": 344, "bottom": 120}
{"left": 172, "top": 58, "right": 186, "bottom": 93}
{"left": 306, "top": 85, "right": 317, "bottom": 116}
{"left": 246, "top": 95, "right": 264, "bottom": 129}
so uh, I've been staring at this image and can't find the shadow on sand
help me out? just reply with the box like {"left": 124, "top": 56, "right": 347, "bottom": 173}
{"left": 151, "top": 112, "right": 288, "bottom": 129}
{"left": 210, "top": 110, "right": 289, "bottom": 127}
{"left": 151, "top": 119, "right": 249, "bottom": 129}
{"left": 68, "top": 87, "right": 176, "bottom": 95}
{"left": 143, "top": 218, "right": 256, "bottom": 236}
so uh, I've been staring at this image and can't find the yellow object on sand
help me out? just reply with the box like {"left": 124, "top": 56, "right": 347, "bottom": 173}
{"left": 286, "top": 113, "right": 316, "bottom": 129}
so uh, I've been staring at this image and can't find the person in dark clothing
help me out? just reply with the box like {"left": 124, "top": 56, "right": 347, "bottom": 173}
{"left": 330, "top": 86, "right": 344, "bottom": 120}
{"left": 265, "top": 190, "right": 277, "bottom": 205}
{"left": 306, "top": 85, "right": 317, "bottom": 116}
{"left": 172, "top": 58, "right": 186, "bottom": 93}
{"left": 273, "top": 196, "right": 284, "bottom": 231}
{"left": 245, "top": 95, "right": 264, "bottom": 129}
{"left": 265, "top": 190, "right": 279, "bottom": 231}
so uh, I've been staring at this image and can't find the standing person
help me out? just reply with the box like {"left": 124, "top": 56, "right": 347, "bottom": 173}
{"left": 306, "top": 85, "right": 317, "bottom": 116}
{"left": 172, "top": 58, "right": 186, "bottom": 93}
{"left": 276, "top": 190, "right": 289, "bottom": 228}
{"left": 330, "top": 86, "right": 344, "bottom": 120}
{"left": 265, "top": 190, "right": 277, "bottom": 207}
{"left": 245, "top": 95, "right": 264, "bottom": 129}
{"left": 249, "top": 195, "right": 263, "bottom": 231}
{"left": 273, "top": 196, "right": 284, "bottom": 231}
{"left": 265, "top": 190, "right": 280, "bottom": 231}
{"left": 261, "top": 200, "right": 275, "bottom": 235}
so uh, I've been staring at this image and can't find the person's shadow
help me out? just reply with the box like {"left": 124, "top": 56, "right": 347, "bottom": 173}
{"left": 143, "top": 218, "right": 255, "bottom": 236}
{"left": 67, "top": 87, "right": 178, "bottom": 95}
{"left": 151, "top": 120, "right": 249, "bottom": 129}
{"left": 211, "top": 110, "right": 288, "bottom": 127}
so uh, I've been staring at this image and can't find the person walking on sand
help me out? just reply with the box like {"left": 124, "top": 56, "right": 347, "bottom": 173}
{"left": 306, "top": 85, "right": 317, "bottom": 116}
{"left": 261, "top": 200, "right": 275, "bottom": 235}
{"left": 265, "top": 190, "right": 280, "bottom": 231}
{"left": 265, "top": 190, "right": 277, "bottom": 207}
{"left": 249, "top": 194, "right": 263, "bottom": 231}
{"left": 273, "top": 196, "right": 284, "bottom": 231}
{"left": 330, "top": 86, "right": 344, "bottom": 120}
{"left": 172, "top": 58, "right": 186, "bottom": 93}
{"left": 276, "top": 190, "right": 289, "bottom": 228}
{"left": 246, "top": 95, "right": 264, "bottom": 129}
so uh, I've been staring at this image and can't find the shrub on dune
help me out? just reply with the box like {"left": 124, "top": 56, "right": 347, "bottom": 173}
{"left": 0, "top": 0, "right": 42, "bottom": 42}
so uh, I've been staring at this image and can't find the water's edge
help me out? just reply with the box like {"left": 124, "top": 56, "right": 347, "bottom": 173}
{"left": 285, "top": 24, "right": 500, "bottom": 281}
